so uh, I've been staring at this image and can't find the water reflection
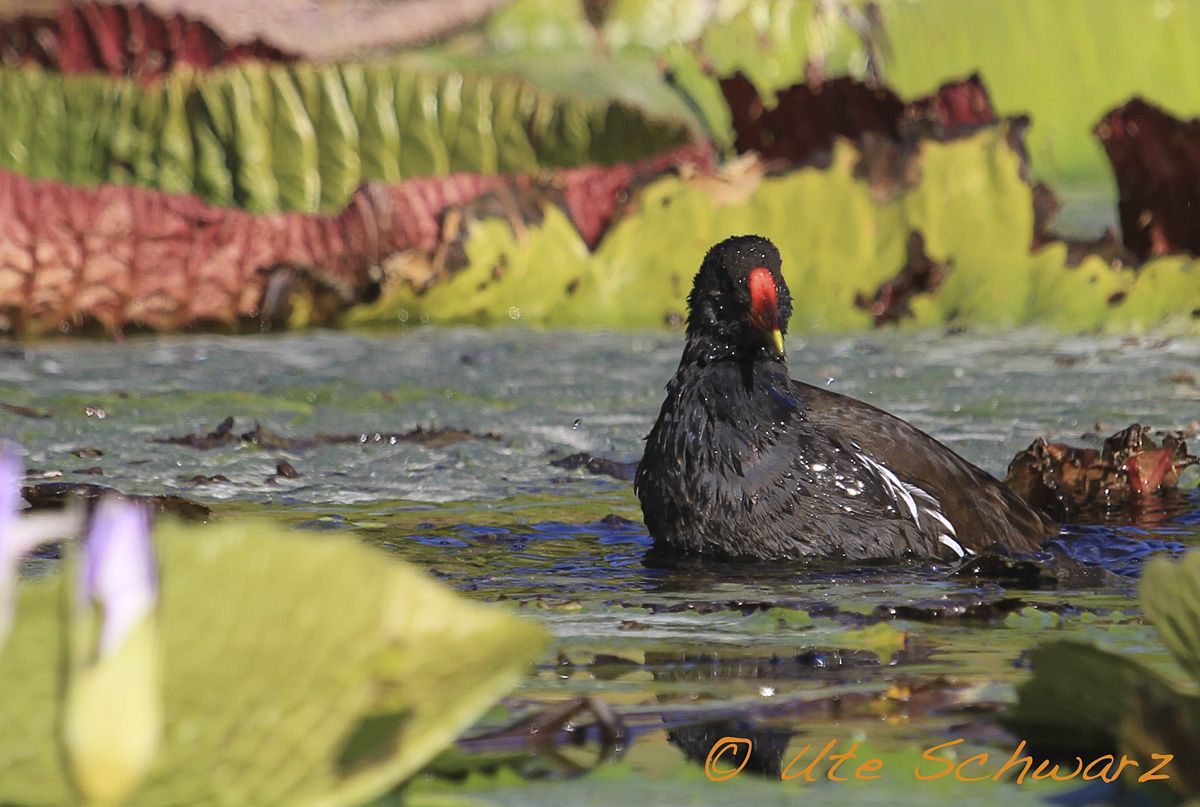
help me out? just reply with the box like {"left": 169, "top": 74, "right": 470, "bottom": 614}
{"left": 357, "top": 488, "right": 1200, "bottom": 603}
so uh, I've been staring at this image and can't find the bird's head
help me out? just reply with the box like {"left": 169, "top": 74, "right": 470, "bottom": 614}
{"left": 686, "top": 235, "right": 792, "bottom": 362}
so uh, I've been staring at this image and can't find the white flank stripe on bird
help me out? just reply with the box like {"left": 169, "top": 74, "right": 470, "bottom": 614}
{"left": 857, "top": 452, "right": 968, "bottom": 556}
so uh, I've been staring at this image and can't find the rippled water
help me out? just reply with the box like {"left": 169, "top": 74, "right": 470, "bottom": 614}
{"left": 4, "top": 328, "right": 1199, "bottom": 805}
{"left": 4, "top": 328, "right": 1198, "bottom": 503}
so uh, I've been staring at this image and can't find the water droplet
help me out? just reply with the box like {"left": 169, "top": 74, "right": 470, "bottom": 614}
{"left": 508, "top": 306, "right": 521, "bottom": 320}
{"left": 572, "top": 418, "right": 582, "bottom": 430}
{"left": 825, "top": 377, "right": 836, "bottom": 386}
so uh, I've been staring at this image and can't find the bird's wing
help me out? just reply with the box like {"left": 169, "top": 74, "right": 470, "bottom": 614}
{"left": 725, "top": 416, "right": 965, "bottom": 559}
{"left": 794, "top": 380, "right": 1057, "bottom": 554}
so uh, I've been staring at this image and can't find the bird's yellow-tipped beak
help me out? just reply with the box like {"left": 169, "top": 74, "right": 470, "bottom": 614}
{"left": 749, "top": 267, "right": 786, "bottom": 359}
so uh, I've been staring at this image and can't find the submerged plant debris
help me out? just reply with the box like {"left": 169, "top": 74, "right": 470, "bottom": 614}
{"left": 549, "top": 452, "right": 638, "bottom": 482}
{"left": 20, "top": 481, "right": 210, "bottom": 521}
{"left": 1006, "top": 422, "right": 1199, "bottom": 521}
{"left": 153, "top": 416, "right": 502, "bottom": 451}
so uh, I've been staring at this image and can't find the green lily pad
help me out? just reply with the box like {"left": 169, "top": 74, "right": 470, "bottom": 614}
{"left": 347, "top": 123, "right": 1200, "bottom": 332}
{"left": 0, "top": 521, "right": 547, "bottom": 806}
{"left": 0, "top": 60, "right": 694, "bottom": 213}
{"left": 0, "top": 579, "right": 77, "bottom": 806}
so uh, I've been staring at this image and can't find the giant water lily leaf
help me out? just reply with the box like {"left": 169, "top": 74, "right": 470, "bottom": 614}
{"left": 567, "top": 0, "right": 1200, "bottom": 192}
{"left": 0, "top": 579, "right": 77, "bottom": 806}
{"left": 5, "top": 110, "right": 1200, "bottom": 336}
{"left": 0, "top": 0, "right": 512, "bottom": 71}
{"left": 349, "top": 122, "right": 1200, "bottom": 332}
{"left": 496, "top": 0, "right": 1200, "bottom": 196}
{"left": 0, "top": 144, "right": 709, "bottom": 335}
{"left": 0, "top": 1, "right": 294, "bottom": 81}
{"left": 877, "top": 0, "right": 1200, "bottom": 191}
{"left": 0, "top": 521, "right": 547, "bottom": 806}
{"left": 392, "top": 47, "right": 707, "bottom": 147}
{"left": 484, "top": 0, "right": 839, "bottom": 144}
{"left": 0, "top": 60, "right": 694, "bottom": 212}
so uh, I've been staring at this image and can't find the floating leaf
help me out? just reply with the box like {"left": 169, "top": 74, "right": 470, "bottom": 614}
{"left": 0, "top": 144, "right": 709, "bottom": 335}
{"left": 828, "top": 623, "right": 906, "bottom": 662}
{"left": 0, "top": 521, "right": 547, "bottom": 806}
{"left": 599, "top": 0, "right": 1200, "bottom": 191}
{"left": 0, "top": 0, "right": 513, "bottom": 75}
{"left": 0, "top": 580, "right": 76, "bottom": 806}
{"left": 0, "top": 60, "right": 695, "bottom": 212}
{"left": 353, "top": 114, "right": 1200, "bottom": 333}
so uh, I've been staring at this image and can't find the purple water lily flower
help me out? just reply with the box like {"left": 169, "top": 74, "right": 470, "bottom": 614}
{"left": 1, "top": 441, "right": 84, "bottom": 556}
{"left": 0, "top": 442, "right": 20, "bottom": 551}
{"left": 82, "top": 498, "right": 157, "bottom": 656}
{"left": 1, "top": 441, "right": 31, "bottom": 641}
{"left": 1, "top": 441, "right": 85, "bottom": 571}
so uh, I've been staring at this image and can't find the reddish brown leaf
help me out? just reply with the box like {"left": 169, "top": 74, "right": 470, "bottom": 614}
{"left": 720, "top": 72, "right": 997, "bottom": 166}
{"left": 1095, "top": 98, "right": 1200, "bottom": 261}
{"left": 0, "top": 0, "right": 511, "bottom": 76}
{"left": 0, "top": 143, "right": 713, "bottom": 335}
{"left": 853, "top": 230, "right": 949, "bottom": 326}
{"left": 902, "top": 73, "right": 996, "bottom": 133}
{"left": 0, "top": 1, "right": 293, "bottom": 79}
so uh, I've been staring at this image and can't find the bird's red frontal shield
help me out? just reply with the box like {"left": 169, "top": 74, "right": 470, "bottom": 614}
{"left": 748, "top": 267, "right": 784, "bottom": 355}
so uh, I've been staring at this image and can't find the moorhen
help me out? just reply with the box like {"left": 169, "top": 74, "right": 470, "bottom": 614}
{"left": 635, "top": 235, "right": 1058, "bottom": 560}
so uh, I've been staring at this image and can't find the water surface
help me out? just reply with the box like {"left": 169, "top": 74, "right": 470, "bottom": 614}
{"left": 3, "top": 328, "right": 1198, "bottom": 805}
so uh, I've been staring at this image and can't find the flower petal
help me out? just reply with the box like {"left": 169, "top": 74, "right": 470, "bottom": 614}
{"left": 0, "top": 441, "right": 22, "bottom": 562}
{"left": 83, "top": 498, "right": 157, "bottom": 657}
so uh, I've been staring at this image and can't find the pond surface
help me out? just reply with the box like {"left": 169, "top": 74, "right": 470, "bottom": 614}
{"left": 3, "top": 327, "right": 1200, "bottom": 806}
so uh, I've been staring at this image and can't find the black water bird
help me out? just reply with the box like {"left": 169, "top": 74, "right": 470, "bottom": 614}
{"left": 635, "top": 235, "right": 1057, "bottom": 560}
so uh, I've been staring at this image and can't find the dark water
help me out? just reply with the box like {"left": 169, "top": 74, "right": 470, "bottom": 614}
{"left": 3, "top": 328, "right": 1198, "bottom": 805}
